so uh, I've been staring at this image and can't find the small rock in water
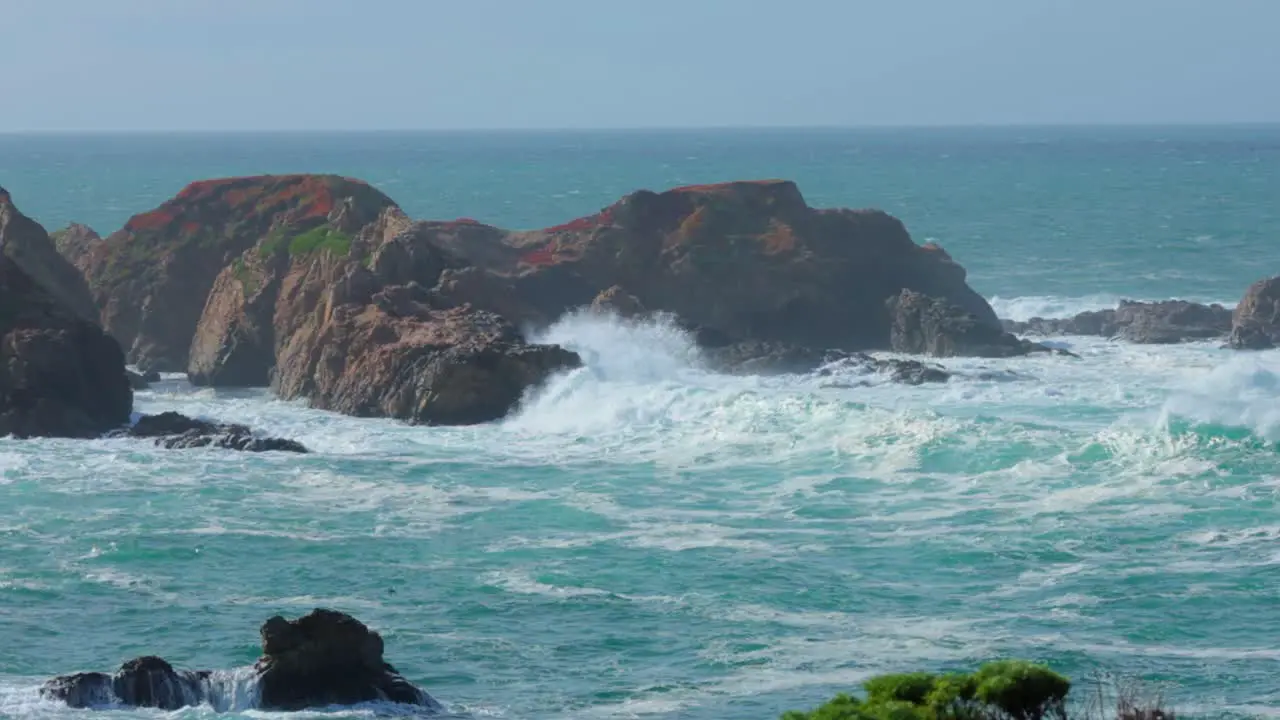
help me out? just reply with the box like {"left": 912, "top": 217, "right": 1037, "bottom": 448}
{"left": 115, "top": 411, "right": 308, "bottom": 453}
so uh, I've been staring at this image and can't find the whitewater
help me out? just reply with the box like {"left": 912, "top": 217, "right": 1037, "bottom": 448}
{"left": 3, "top": 305, "right": 1279, "bottom": 719}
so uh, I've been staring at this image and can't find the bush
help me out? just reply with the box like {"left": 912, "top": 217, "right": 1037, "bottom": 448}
{"left": 782, "top": 660, "right": 1074, "bottom": 720}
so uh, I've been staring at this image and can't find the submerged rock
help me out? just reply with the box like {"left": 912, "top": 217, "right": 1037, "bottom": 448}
{"left": 41, "top": 610, "right": 439, "bottom": 712}
{"left": 701, "top": 340, "right": 953, "bottom": 384}
{"left": 1004, "top": 300, "right": 1232, "bottom": 344}
{"left": 1229, "top": 276, "right": 1280, "bottom": 350}
{"left": 120, "top": 411, "right": 308, "bottom": 453}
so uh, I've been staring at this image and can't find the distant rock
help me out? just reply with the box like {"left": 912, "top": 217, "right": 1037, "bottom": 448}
{"left": 119, "top": 411, "right": 308, "bottom": 453}
{"left": 1004, "top": 300, "right": 1232, "bottom": 344}
{"left": 126, "top": 370, "right": 152, "bottom": 390}
{"left": 889, "top": 289, "right": 1051, "bottom": 358}
{"left": 50, "top": 222, "right": 102, "bottom": 274}
{"left": 0, "top": 188, "right": 100, "bottom": 323}
{"left": 0, "top": 188, "right": 133, "bottom": 439}
{"left": 1229, "top": 276, "right": 1280, "bottom": 349}
{"left": 41, "top": 609, "right": 440, "bottom": 712}
{"left": 82, "top": 175, "right": 399, "bottom": 372}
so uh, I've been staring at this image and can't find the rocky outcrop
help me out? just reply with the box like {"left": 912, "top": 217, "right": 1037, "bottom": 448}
{"left": 889, "top": 289, "right": 1050, "bottom": 358}
{"left": 115, "top": 411, "right": 308, "bottom": 453}
{"left": 1229, "top": 277, "right": 1280, "bottom": 349}
{"left": 418, "top": 180, "right": 999, "bottom": 351}
{"left": 42, "top": 610, "right": 440, "bottom": 712}
{"left": 50, "top": 223, "right": 102, "bottom": 273}
{"left": 81, "top": 175, "right": 399, "bottom": 372}
{"left": 0, "top": 196, "right": 132, "bottom": 439}
{"left": 1004, "top": 300, "right": 1233, "bottom": 344}
{"left": 0, "top": 187, "right": 100, "bottom": 323}
{"left": 255, "top": 609, "right": 440, "bottom": 711}
{"left": 273, "top": 287, "right": 579, "bottom": 426}
{"left": 41, "top": 656, "right": 206, "bottom": 711}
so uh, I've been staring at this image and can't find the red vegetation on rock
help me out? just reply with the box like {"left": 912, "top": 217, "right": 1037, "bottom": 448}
{"left": 126, "top": 207, "right": 179, "bottom": 233}
{"left": 520, "top": 247, "right": 558, "bottom": 267}
{"left": 546, "top": 208, "right": 613, "bottom": 233}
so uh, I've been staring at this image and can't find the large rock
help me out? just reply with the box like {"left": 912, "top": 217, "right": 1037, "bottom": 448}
{"left": 1229, "top": 277, "right": 1280, "bottom": 350}
{"left": 1005, "top": 300, "right": 1232, "bottom": 344}
{"left": 414, "top": 180, "right": 999, "bottom": 351}
{"left": 256, "top": 609, "right": 441, "bottom": 711}
{"left": 889, "top": 289, "right": 1049, "bottom": 358}
{"left": 0, "top": 187, "right": 99, "bottom": 323}
{"left": 81, "top": 175, "right": 398, "bottom": 372}
{"left": 273, "top": 286, "right": 580, "bottom": 425}
{"left": 0, "top": 195, "right": 132, "bottom": 439}
{"left": 41, "top": 610, "right": 440, "bottom": 712}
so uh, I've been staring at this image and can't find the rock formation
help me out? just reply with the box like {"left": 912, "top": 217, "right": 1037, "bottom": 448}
{"left": 0, "top": 187, "right": 100, "bottom": 323}
{"left": 255, "top": 609, "right": 440, "bottom": 711}
{"left": 80, "top": 176, "right": 1041, "bottom": 424}
{"left": 1004, "top": 300, "right": 1233, "bottom": 344}
{"left": 1228, "top": 276, "right": 1280, "bottom": 349}
{"left": 80, "top": 175, "right": 399, "bottom": 372}
{"left": 0, "top": 190, "right": 133, "bottom": 439}
{"left": 889, "top": 289, "right": 1051, "bottom": 358}
{"left": 50, "top": 222, "right": 102, "bottom": 274}
{"left": 115, "top": 411, "right": 308, "bottom": 453}
{"left": 41, "top": 609, "right": 440, "bottom": 712}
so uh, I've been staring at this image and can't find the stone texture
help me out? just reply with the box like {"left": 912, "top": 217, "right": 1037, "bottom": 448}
{"left": 1229, "top": 276, "right": 1280, "bottom": 350}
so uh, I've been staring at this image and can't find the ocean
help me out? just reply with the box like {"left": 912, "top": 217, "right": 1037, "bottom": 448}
{"left": 1, "top": 126, "right": 1279, "bottom": 719}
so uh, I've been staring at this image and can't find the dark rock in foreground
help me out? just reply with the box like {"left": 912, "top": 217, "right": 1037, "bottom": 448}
{"left": 889, "top": 289, "right": 1052, "bottom": 358}
{"left": 1229, "top": 276, "right": 1280, "bottom": 349}
{"left": 1003, "top": 300, "right": 1233, "bottom": 344}
{"left": 42, "top": 609, "right": 440, "bottom": 712}
{"left": 256, "top": 609, "right": 440, "bottom": 711}
{"left": 117, "top": 411, "right": 308, "bottom": 453}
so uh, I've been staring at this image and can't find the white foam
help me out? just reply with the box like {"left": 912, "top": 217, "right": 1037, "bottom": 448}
{"left": 988, "top": 293, "right": 1235, "bottom": 321}
{"left": 1160, "top": 351, "right": 1280, "bottom": 441}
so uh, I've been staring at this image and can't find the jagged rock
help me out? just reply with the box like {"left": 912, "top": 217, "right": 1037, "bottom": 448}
{"left": 889, "top": 289, "right": 1049, "bottom": 358}
{"left": 1229, "top": 277, "right": 1280, "bottom": 349}
{"left": 273, "top": 295, "right": 580, "bottom": 426}
{"left": 590, "top": 285, "right": 647, "bottom": 318}
{"left": 41, "top": 610, "right": 439, "bottom": 712}
{"left": 81, "top": 175, "right": 399, "bottom": 371}
{"left": 256, "top": 609, "right": 441, "bottom": 711}
{"left": 1004, "top": 300, "right": 1232, "bottom": 344}
{"left": 0, "top": 190, "right": 132, "bottom": 439}
{"left": 121, "top": 411, "right": 308, "bottom": 453}
{"left": 0, "top": 188, "right": 100, "bottom": 324}
{"left": 50, "top": 222, "right": 102, "bottom": 274}
{"left": 41, "top": 656, "right": 207, "bottom": 710}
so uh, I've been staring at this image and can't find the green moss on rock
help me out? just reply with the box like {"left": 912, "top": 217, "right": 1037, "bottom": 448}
{"left": 288, "top": 226, "right": 351, "bottom": 257}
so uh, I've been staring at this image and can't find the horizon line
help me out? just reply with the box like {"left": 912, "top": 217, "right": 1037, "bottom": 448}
{"left": 3, "top": 120, "right": 1280, "bottom": 136}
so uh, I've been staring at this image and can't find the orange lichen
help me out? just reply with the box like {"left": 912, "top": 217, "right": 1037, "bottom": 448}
{"left": 761, "top": 220, "right": 799, "bottom": 254}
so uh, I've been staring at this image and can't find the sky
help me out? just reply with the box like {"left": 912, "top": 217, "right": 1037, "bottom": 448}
{"left": 2, "top": 0, "right": 1277, "bottom": 132}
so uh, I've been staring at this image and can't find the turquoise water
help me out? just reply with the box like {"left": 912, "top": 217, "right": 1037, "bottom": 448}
{"left": 2, "top": 128, "right": 1280, "bottom": 719}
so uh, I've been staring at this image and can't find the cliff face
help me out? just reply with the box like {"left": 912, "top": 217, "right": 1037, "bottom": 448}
{"left": 79, "top": 175, "right": 398, "bottom": 371}
{"left": 0, "top": 189, "right": 131, "bottom": 438}
{"left": 0, "top": 188, "right": 100, "bottom": 323}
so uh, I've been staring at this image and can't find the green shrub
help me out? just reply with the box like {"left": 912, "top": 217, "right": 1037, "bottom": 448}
{"left": 287, "top": 226, "right": 351, "bottom": 257}
{"left": 781, "top": 661, "right": 1072, "bottom": 720}
{"left": 971, "top": 661, "right": 1069, "bottom": 720}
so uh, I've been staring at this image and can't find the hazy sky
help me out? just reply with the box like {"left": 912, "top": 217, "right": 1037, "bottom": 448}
{"left": 3, "top": 0, "right": 1277, "bottom": 131}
